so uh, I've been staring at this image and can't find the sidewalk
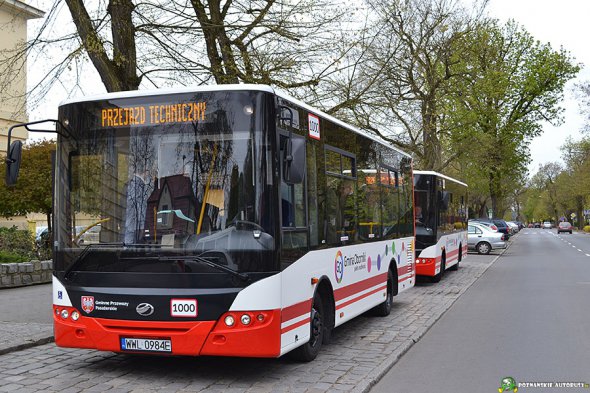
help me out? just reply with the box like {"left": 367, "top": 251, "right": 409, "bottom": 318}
{"left": 0, "top": 322, "right": 53, "bottom": 356}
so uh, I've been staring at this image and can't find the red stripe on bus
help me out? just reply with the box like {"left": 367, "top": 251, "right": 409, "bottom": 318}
{"left": 334, "top": 272, "right": 388, "bottom": 302}
{"left": 281, "top": 299, "right": 312, "bottom": 323}
{"left": 448, "top": 248, "right": 459, "bottom": 255}
{"left": 398, "top": 275, "right": 413, "bottom": 283}
{"left": 281, "top": 317, "right": 311, "bottom": 334}
{"left": 397, "top": 264, "right": 413, "bottom": 276}
{"left": 336, "top": 284, "right": 387, "bottom": 310}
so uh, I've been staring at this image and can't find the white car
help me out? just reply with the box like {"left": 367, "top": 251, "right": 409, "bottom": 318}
{"left": 506, "top": 221, "right": 519, "bottom": 233}
{"left": 542, "top": 221, "right": 552, "bottom": 229}
{"left": 468, "top": 222, "right": 506, "bottom": 255}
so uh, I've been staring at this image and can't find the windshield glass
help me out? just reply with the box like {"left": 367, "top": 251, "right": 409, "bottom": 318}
{"left": 54, "top": 91, "right": 278, "bottom": 282}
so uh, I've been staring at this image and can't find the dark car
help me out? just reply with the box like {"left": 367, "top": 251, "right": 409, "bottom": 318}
{"left": 557, "top": 221, "right": 573, "bottom": 234}
{"left": 471, "top": 218, "right": 511, "bottom": 239}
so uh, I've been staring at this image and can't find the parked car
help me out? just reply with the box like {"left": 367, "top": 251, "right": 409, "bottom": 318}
{"left": 76, "top": 224, "right": 102, "bottom": 244}
{"left": 468, "top": 223, "right": 506, "bottom": 255}
{"left": 557, "top": 221, "right": 573, "bottom": 234}
{"left": 468, "top": 219, "right": 497, "bottom": 231}
{"left": 527, "top": 223, "right": 534, "bottom": 228}
{"left": 533, "top": 222, "right": 541, "bottom": 228}
{"left": 506, "top": 221, "right": 519, "bottom": 233}
{"left": 542, "top": 221, "right": 552, "bottom": 229}
{"left": 471, "top": 218, "right": 511, "bottom": 239}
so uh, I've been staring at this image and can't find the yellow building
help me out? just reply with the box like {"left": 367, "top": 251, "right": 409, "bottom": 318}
{"left": 0, "top": 0, "right": 44, "bottom": 155}
{"left": 1, "top": 0, "right": 44, "bottom": 231}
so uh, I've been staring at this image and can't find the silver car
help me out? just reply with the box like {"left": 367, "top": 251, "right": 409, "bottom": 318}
{"left": 468, "top": 223, "right": 506, "bottom": 255}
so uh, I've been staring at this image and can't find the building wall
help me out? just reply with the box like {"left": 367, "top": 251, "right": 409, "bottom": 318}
{"left": 0, "top": 1, "right": 44, "bottom": 231}
{"left": 0, "top": 0, "right": 44, "bottom": 154}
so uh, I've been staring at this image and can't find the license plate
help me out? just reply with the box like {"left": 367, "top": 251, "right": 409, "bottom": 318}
{"left": 120, "top": 337, "right": 171, "bottom": 353}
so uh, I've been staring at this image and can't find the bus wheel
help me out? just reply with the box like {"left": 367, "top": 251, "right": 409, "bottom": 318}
{"left": 450, "top": 244, "right": 461, "bottom": 271}
{"left": 431, "top": 254, "right": 445, "bottom": 283}
{"left": 291, "top": 292, "right": 324, "bottom": 362}
{"left": 373, "top": 269, "right": 394, "bottom": 316}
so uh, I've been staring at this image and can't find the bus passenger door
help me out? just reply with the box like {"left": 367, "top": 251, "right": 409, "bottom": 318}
{"left": 279, "top": 133, "right": 308, "bottom": 269}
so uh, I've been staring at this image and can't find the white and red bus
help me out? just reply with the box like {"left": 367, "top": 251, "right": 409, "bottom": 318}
{"left": 6, "top": 85, "right": 415, "bottom": 361}
{"left": 413, "top": 171, "right": 468, "bottom": 282}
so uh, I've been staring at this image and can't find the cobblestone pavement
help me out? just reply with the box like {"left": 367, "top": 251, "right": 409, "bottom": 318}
{"left": 0, "top": 250, "right": 506, "bottom": 393}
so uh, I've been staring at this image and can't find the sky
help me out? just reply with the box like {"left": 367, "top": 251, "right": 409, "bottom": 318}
{"left": 23, "top": 0, "right": 590, "bottom": 175}
{"left": 485, "top": 0, "right": 590, "bottom": 173}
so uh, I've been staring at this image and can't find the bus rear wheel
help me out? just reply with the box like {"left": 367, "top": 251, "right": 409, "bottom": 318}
{"left": 450, "top": 244, "right": 461, "bottom": 271}
{"left": 373, "top": 269, "right": 394, "bottom": 316}
{"left": 291, "top": 292, "right": 324, "bottom": 362}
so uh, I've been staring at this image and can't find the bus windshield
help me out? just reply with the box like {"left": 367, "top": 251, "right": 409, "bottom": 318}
{"left": 53, "top": 91, "right": 278, "bottom": 281}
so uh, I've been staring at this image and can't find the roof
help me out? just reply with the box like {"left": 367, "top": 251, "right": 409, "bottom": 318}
{"left": 413, "top": 170, "right": 468, "bottom": 187}
{"left": 0, "top": 0, "right": 44, "bottom": 19}
{"left": 59, "top": 84, "right": 412, "bottom": 159}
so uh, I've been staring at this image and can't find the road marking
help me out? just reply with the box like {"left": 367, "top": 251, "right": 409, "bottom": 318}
{"left": 578, "top": 249, "right": 582, "bottom": 252}
{"left": 586, "top": 254, "right": 590, "bottom": 257}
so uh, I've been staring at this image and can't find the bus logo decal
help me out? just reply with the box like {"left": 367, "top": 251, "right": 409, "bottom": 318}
{"left": 334, "top": 251, "right": 344, "bottom": 283}
{"left": 81, "top": 296, "right": 94, "bottom": 313}
{"left": 136, "top": 303, "right": 155, "bottom": 317}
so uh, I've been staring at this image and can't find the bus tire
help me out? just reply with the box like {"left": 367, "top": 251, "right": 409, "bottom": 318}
{"left": 431, "top": 252, "right": 445, "bottom": 283}
{"left": 450, "top": 244, "right": 461, "bottom": 271}
{"left": 373, "top": 269, "right": 395, "bottom": 317}
{"left": 290, "top": 292, "right": 325, "bottom": 362}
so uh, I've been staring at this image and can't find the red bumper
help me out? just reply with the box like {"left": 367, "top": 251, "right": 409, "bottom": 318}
{"left": 54, "top": 306, "right": 281, "bottom": 357}
{"left": 415, "top": 257, "right": 440, "bottom": 277}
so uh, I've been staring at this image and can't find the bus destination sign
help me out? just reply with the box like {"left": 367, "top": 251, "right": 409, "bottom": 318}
{"left": 101, "top": 101, "right": 207, "bottom": 127}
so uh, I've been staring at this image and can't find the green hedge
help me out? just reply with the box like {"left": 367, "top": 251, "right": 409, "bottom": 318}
{"left": 584, "top": 226, "right": 590, "bottom": 233}
{"left": 0, "top": 226, "right": 35, "bottom": 261}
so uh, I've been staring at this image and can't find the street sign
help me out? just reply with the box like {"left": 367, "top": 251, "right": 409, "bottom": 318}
{"left": 571, "top": 213, "right": 576, "bottom": 219}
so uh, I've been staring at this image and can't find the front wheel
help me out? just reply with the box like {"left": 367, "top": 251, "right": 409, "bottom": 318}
{"left": 476, "top": 241, "right": 491, "bottom": 255}
{"left": 291, "top": 292, "right": 324, "bottom": 362}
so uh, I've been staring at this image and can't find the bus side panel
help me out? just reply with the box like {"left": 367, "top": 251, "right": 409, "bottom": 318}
{"left": 275, "top": 236, "right": 415, "bottom": 356}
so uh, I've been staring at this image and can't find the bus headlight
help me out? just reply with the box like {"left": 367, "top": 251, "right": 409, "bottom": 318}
{"left": 71, "top": 311, "right": 80, "bottom": 321}
{"left": 240, "top": 314, "right": 251, "bottom": 325}
{"left": 224, "top": 315, "right": 235, "bottom": 327}
{"left": 60, "top": 309, "right": 69, "bottom": 319}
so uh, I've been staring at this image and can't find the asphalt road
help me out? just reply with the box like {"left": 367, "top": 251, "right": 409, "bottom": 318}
{"left": 0, "top": 283, "right": 52, "bottom": 323}
{"left": 371, "top": 229, "right": 590, "bottom": 393}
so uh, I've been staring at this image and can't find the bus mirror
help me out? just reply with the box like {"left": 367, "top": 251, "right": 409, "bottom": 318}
{"left": 5, "top": 140, "right": 23, "bottom": 186}
{"left": 284, "top": 138, "right": 305, "bottom": 184}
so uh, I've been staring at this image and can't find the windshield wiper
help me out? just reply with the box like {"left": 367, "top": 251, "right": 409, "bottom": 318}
{"left": 65, "top": 242, "right": 169, "bottom": 278}
{"left": 157, "top": 254, "right": 250, "bottom": 282}
{"left": 64, "top": 242, "right": 124, "bottom": 279}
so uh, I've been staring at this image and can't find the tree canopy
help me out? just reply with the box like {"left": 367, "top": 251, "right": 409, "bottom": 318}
{"left": 0, "top": 140, "right": 55, "bottom": 228}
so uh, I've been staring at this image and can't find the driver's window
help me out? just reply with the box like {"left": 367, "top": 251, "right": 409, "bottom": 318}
{"left": 280, "top": 134, "right": 308, "bottom": 268}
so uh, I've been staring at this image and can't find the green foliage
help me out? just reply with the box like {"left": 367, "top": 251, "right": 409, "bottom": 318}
{"left": 0, "top": 250, "right": 30, "bottom": 263}
{"left": 584, "top": 226, "right": 590, "bottom": 233}
{"left": 0, "top": 226, "right": 35, "bottom": 260}
{"left": 448, "top": 20, "right": 579, "bottom": 217}
{"left": 0, "top": 140, "right": 55, "bottom": 226}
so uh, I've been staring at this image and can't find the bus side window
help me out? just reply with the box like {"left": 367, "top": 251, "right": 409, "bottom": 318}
{"left": 324, "top": 146, "right": 356, "bottom": 245}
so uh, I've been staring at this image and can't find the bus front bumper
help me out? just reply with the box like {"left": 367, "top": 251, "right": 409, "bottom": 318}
{"left": 53, "top": 306, "right": 281, "bottom": 357}
{"left": 414, "top": 257, "right": 440, "bottom": 277}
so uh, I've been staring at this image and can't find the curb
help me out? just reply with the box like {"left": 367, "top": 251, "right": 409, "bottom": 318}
{"left": 354, "top": 234, "right": 516, "bottom": 393}
{"left": 0, "top": 335, "right": 54, "bottom": 356}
